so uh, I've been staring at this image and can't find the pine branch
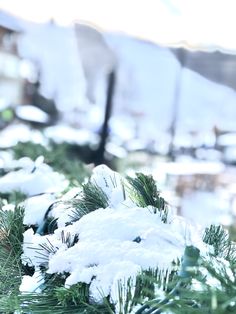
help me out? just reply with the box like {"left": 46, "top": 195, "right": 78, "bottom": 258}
{"left": 203, "top": 225, "right": 236, "bottom": 264}
{"left": 0, "top": 205, "right": 24, "bottom": 259}
{"left": 0, "top": 205, "right": 25, "bottom": 298}
{"left": 0, "top": 293, "right": 95, "bottom": 313}
{"left": 34, "top": 231, "right": 79, "bottom": 268}
{"left": 0, "top": 191, "right": 26, "bottom": 206}
{"left": 70, "top": 181, "right": 109, "bottom": 222}
{"left": 126, "top": 173, "right": 168, "bottom": 222}
{"left": 54, "top": 282, "right": 90, "bottom": 306}
{"left": 60, "top": 230, "right": 79, "bottom": 248}
{"left": 2, "top": 164, "right": 236, "bottom": 314}
{"left": 12, "top": 141, "right": 90, "bottom": 184}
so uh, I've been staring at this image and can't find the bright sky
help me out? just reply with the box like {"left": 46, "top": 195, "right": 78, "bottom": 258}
{"left": 1, "top": 0, "right": 236, "bottom": 51}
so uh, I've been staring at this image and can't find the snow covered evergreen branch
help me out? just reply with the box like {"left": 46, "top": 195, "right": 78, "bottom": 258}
{"left": 0, "top": 161, "right": 236, "bottom": 313}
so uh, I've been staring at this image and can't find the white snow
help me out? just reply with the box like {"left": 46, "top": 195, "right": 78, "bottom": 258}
{"left": 2, "top": 203, "right": 15, "bottom": 211}
{"left": 23, "top": 193, "right": 55, "bottom": 226}
{"left": 19, "top": 269, "right": 44, "bottom": 293}
{"left": 22, "top": 228, "right": 64, "bottom": 268}
{"left": 50, "top": 203, "right": 74, "bottom": 228}
{"left": 21, "top": 165, "right": 205, "bottom": 309}
{"left": 25, "top": 205, "right": 203, "bottom": 304}
{"left": 0, "top": 154, "right": 39, "bottom": 172}
{"left": 90, "top": 164, "right": 127, "bottom": 208}
{"left": 50, "top": 187, "right": 82, "bottom": 228}
{"left": 44, "top": 125, "right": 99, "bottom": 146}
{"left": 15, "top": 105, "right": 50, "bottom": 123}
{"left": 0, "top": 157, "right": 68, "bottom": 196}
{"left": 0, "top": 124, "right": 47, "bottom": 148}
{"left": 0, "top": 155, "right": 48, "bottom": 173}
{"left": 60, "top": 187, "right": 82, "bottom": 201}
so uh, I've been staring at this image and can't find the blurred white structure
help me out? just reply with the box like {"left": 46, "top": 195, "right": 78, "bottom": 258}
{"left": 0, "top": 11, "right": 24, "bottom": 105}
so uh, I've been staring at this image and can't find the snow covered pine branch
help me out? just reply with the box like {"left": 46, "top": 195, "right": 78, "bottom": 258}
{"left": 0, "top": 159, "right": 236, "bottom": 313}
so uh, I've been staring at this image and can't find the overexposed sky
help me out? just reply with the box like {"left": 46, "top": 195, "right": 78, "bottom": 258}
{"left": 1, "top": 0, "right": 236, "bottom": 51}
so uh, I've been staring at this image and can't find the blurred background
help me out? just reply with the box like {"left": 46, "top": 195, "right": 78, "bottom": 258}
{"left": 0, "top": 0, "right": 236, "bottom": 232}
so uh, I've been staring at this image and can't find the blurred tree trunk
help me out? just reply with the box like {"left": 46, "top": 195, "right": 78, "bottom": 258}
{"left": 95, "top": 70, "right": 116, "bottom": 165}
{"left": 169, "top": 50, "right": 185, "bottom": 160}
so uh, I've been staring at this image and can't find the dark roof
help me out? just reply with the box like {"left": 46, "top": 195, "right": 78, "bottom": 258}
{"left": 171, "top": 48, "right": 236, "bottom": 91}
{"left": 0, "top": 10, "right": 22, "bottom": 33}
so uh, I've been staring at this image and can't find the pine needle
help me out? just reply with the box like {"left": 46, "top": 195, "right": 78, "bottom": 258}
{"left": 203, "top": 225, "right": 236, "bottom": 264}
{"left": 126, "top": 173, "right": 168, "bottom": 222}
{"left": 70, "top": 181, "right": 109, "bottom": 222}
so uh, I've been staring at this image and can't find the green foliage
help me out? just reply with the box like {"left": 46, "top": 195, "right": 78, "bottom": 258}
{"left": 132, "top": 246, "right": 199, "bottom": 314}
{"left": 54, "top": 283, "right": 90, "bottom": 307}
{"left": 0, "top": 205, "right": 24, "bottom": 261}
{"left": 132, "top": 236, "right": 236, "bottom": 314}
{"left": 0, "top": 292, "right": 110, "bottom": 314}
{"left": 0, "top": 205, "right": 24, "bottom": 298}
{"left": 80, "top": 181, "right": 109, "bottom": 211}
{"left": 1, "top": 165, "right": 236, "bottom": 313}
{"left": 12, "top": 141, "right": 90, "bottom": 184}
{"left": 0, "top": 191, "right": 27, "bottom": 205}
{"left": 1, "top": 108, "right": 14, "bottom": 122}
{"left": 70, "top": 181, "right": 109, "bottom": 222}
{"left": 126, "top": 173, "right": 168, "bottom": 222}
{"left": 203, "top": 225, "right": 236, "bottom": 264}
{"left": 13, "top": 141, "right": 49, "bottom": 161}
{"left": 117, "top": 267, "right": 179, "bottom": 314}
{"left": 228, "top": 224, "right": 236, "bottom": 242}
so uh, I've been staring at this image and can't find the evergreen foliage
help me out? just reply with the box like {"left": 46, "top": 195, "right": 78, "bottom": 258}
{"left": 0, "top": 205, "right": 24, "bottom": 303}
{"left": 126, "top": 173, "right": 168, "bottom": 222}
{"left": 0, "top": 165, "right": 236, "bottom": 313}
{"left": 0, "top": 191, "right": 27, "bottom": 205}
{"left": 70, "top": 181, "right": 109, "bottom": 222}
{"left": 12, "top": 141, "right": 90, "bottom": 184}
{"left": 203, "top": 224, "right": 236, "bottom": 263}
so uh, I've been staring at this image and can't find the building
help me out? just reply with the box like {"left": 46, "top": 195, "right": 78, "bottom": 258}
{"left": 0, "top": 10, "right": 24, "bottom": 107}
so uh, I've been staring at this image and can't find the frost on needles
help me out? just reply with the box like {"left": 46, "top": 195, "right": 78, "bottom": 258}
{"left": 0, "top": 163, "right": 236, "bottom": 313}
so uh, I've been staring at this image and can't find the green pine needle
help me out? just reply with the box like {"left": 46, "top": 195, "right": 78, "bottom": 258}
{"left": 54, "top": 282, "right": 90, "bottom": 307}
{"left": 12, "top": 141, "right": 90, "bottom": 185}
{"left": 203, "top": 225, "right": 236, "bottom": 264}
{"left": 0, "top": 205, "right": 25, "bottom": 299}
{"left": 0, "top": 205, "right": 24, "bottom": 259}
{"left": 0, "top": 292, "right": 110, "bottom": 314}
{"left": 126, "top": 173, "right": 168, "bottom": 222}
{"left": 0, "top": 191, "right": 27, "bottom": 206}
{"left": 70, "top": 181, "right": 109, "bottom": 222}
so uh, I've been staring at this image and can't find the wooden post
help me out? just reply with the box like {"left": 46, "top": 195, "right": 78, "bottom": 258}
{"left": 169, "top": 50, "right": 185, "bottom": 160}
{"left": 95, "top": 70, "right": 116, "bottom": 165}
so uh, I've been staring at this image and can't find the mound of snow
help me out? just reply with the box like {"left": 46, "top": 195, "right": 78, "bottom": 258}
{"left": 23, "top": 193, "right": 56, "bottom": 226}
{"left": 0, "top": 156, "right": 68, "bottom": 196}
